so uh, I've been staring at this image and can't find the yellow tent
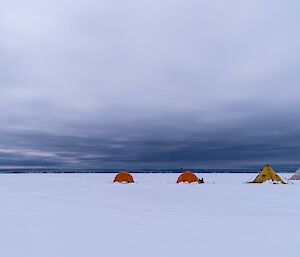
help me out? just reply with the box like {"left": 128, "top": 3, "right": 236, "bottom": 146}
{"left": 250, "top": 165, "right": 285, "bottom": 184}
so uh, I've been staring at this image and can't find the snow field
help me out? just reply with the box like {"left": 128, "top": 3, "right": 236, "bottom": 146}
{"left": 0, "top": 173, "right": 299, "bottom": 257}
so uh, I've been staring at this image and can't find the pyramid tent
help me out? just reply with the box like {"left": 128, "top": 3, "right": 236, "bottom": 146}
{"left": 113, "top": 171, "right": 134, "bottom": 183}
{"left": 250, "top": 165, "right": 285, "bottom": 184}
{"left": 290, "top": 168, "right": 300, "bottom": 180}
{"left": 177, "top": 171, "right": 203, "bottom": 183}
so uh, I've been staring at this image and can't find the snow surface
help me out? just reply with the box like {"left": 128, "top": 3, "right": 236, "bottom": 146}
{"left": 0, "top": 173, "right": 299, "bottom": 257}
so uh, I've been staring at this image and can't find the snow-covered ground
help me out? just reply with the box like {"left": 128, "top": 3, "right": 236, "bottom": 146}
{"left": 0, "top": 173, "right": 299, "bottom": 257}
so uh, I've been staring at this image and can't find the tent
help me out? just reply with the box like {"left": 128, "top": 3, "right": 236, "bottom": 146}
{"left": 113, "top": 171, "right": 134, "bottom": 183}
{"left": 250, "top": 165, "right": 285, "bottom": 184}
{"left": 290, "top": 168, "right": 300, "bottom": 180}
{"left": 177, "top": 171, "right": 203, "bottom": 183}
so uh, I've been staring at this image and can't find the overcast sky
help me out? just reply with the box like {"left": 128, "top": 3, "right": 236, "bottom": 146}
{"left": 1, "top": 0, "right": 300, "bottom": 169}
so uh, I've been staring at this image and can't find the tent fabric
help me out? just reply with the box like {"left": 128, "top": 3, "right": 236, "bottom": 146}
{"left": 290, "top": 168, "right": 300, "bottom": 180}
{"left": 250, "top": 165, "right": 285, "bottom": 184}
{"left": 177, "top": 171, "right": 201, "bottom": 183}
{"left": 113, "top": 171, "right": 134, "bottom": 183}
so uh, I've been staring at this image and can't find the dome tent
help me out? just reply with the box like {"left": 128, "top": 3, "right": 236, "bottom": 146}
{"left": 249, "top": 165, "right": 285, "bottom": 184}
{"left": 290, "top": 168, "right": 300, "bottom": 180}
{"left": 113, "top": 171, "right": 134, "bottom": 183}
{"left": 176, "top": 171, "right": 203, "bottom": 184}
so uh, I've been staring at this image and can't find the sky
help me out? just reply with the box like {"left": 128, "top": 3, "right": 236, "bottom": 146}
{"left": 1, "top": 0, "right": 300, "bottom": 169}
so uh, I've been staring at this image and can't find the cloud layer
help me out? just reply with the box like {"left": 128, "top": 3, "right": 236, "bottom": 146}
{"left": 1, "top": 0, "right": 300, "bottom": 168}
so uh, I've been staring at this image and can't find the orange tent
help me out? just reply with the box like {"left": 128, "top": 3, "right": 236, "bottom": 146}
{"left": 113, "top": 171, "right": 134, "bottom": 183}
{"left": 177, "top": 171, "right": 202, "bottom": 183}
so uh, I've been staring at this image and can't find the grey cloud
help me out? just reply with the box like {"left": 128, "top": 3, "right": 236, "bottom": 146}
{"left": 0, "top": 0, "right": 300, "bottom": 168}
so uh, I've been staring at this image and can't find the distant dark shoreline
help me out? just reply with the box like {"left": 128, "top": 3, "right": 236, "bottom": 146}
{"left": 0, "top": 168, "right": 295, "bottom": 174}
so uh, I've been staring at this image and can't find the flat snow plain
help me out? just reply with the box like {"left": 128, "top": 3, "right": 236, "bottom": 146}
{"left": 0, "top": 173, "right": 299, "bottom": 257}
